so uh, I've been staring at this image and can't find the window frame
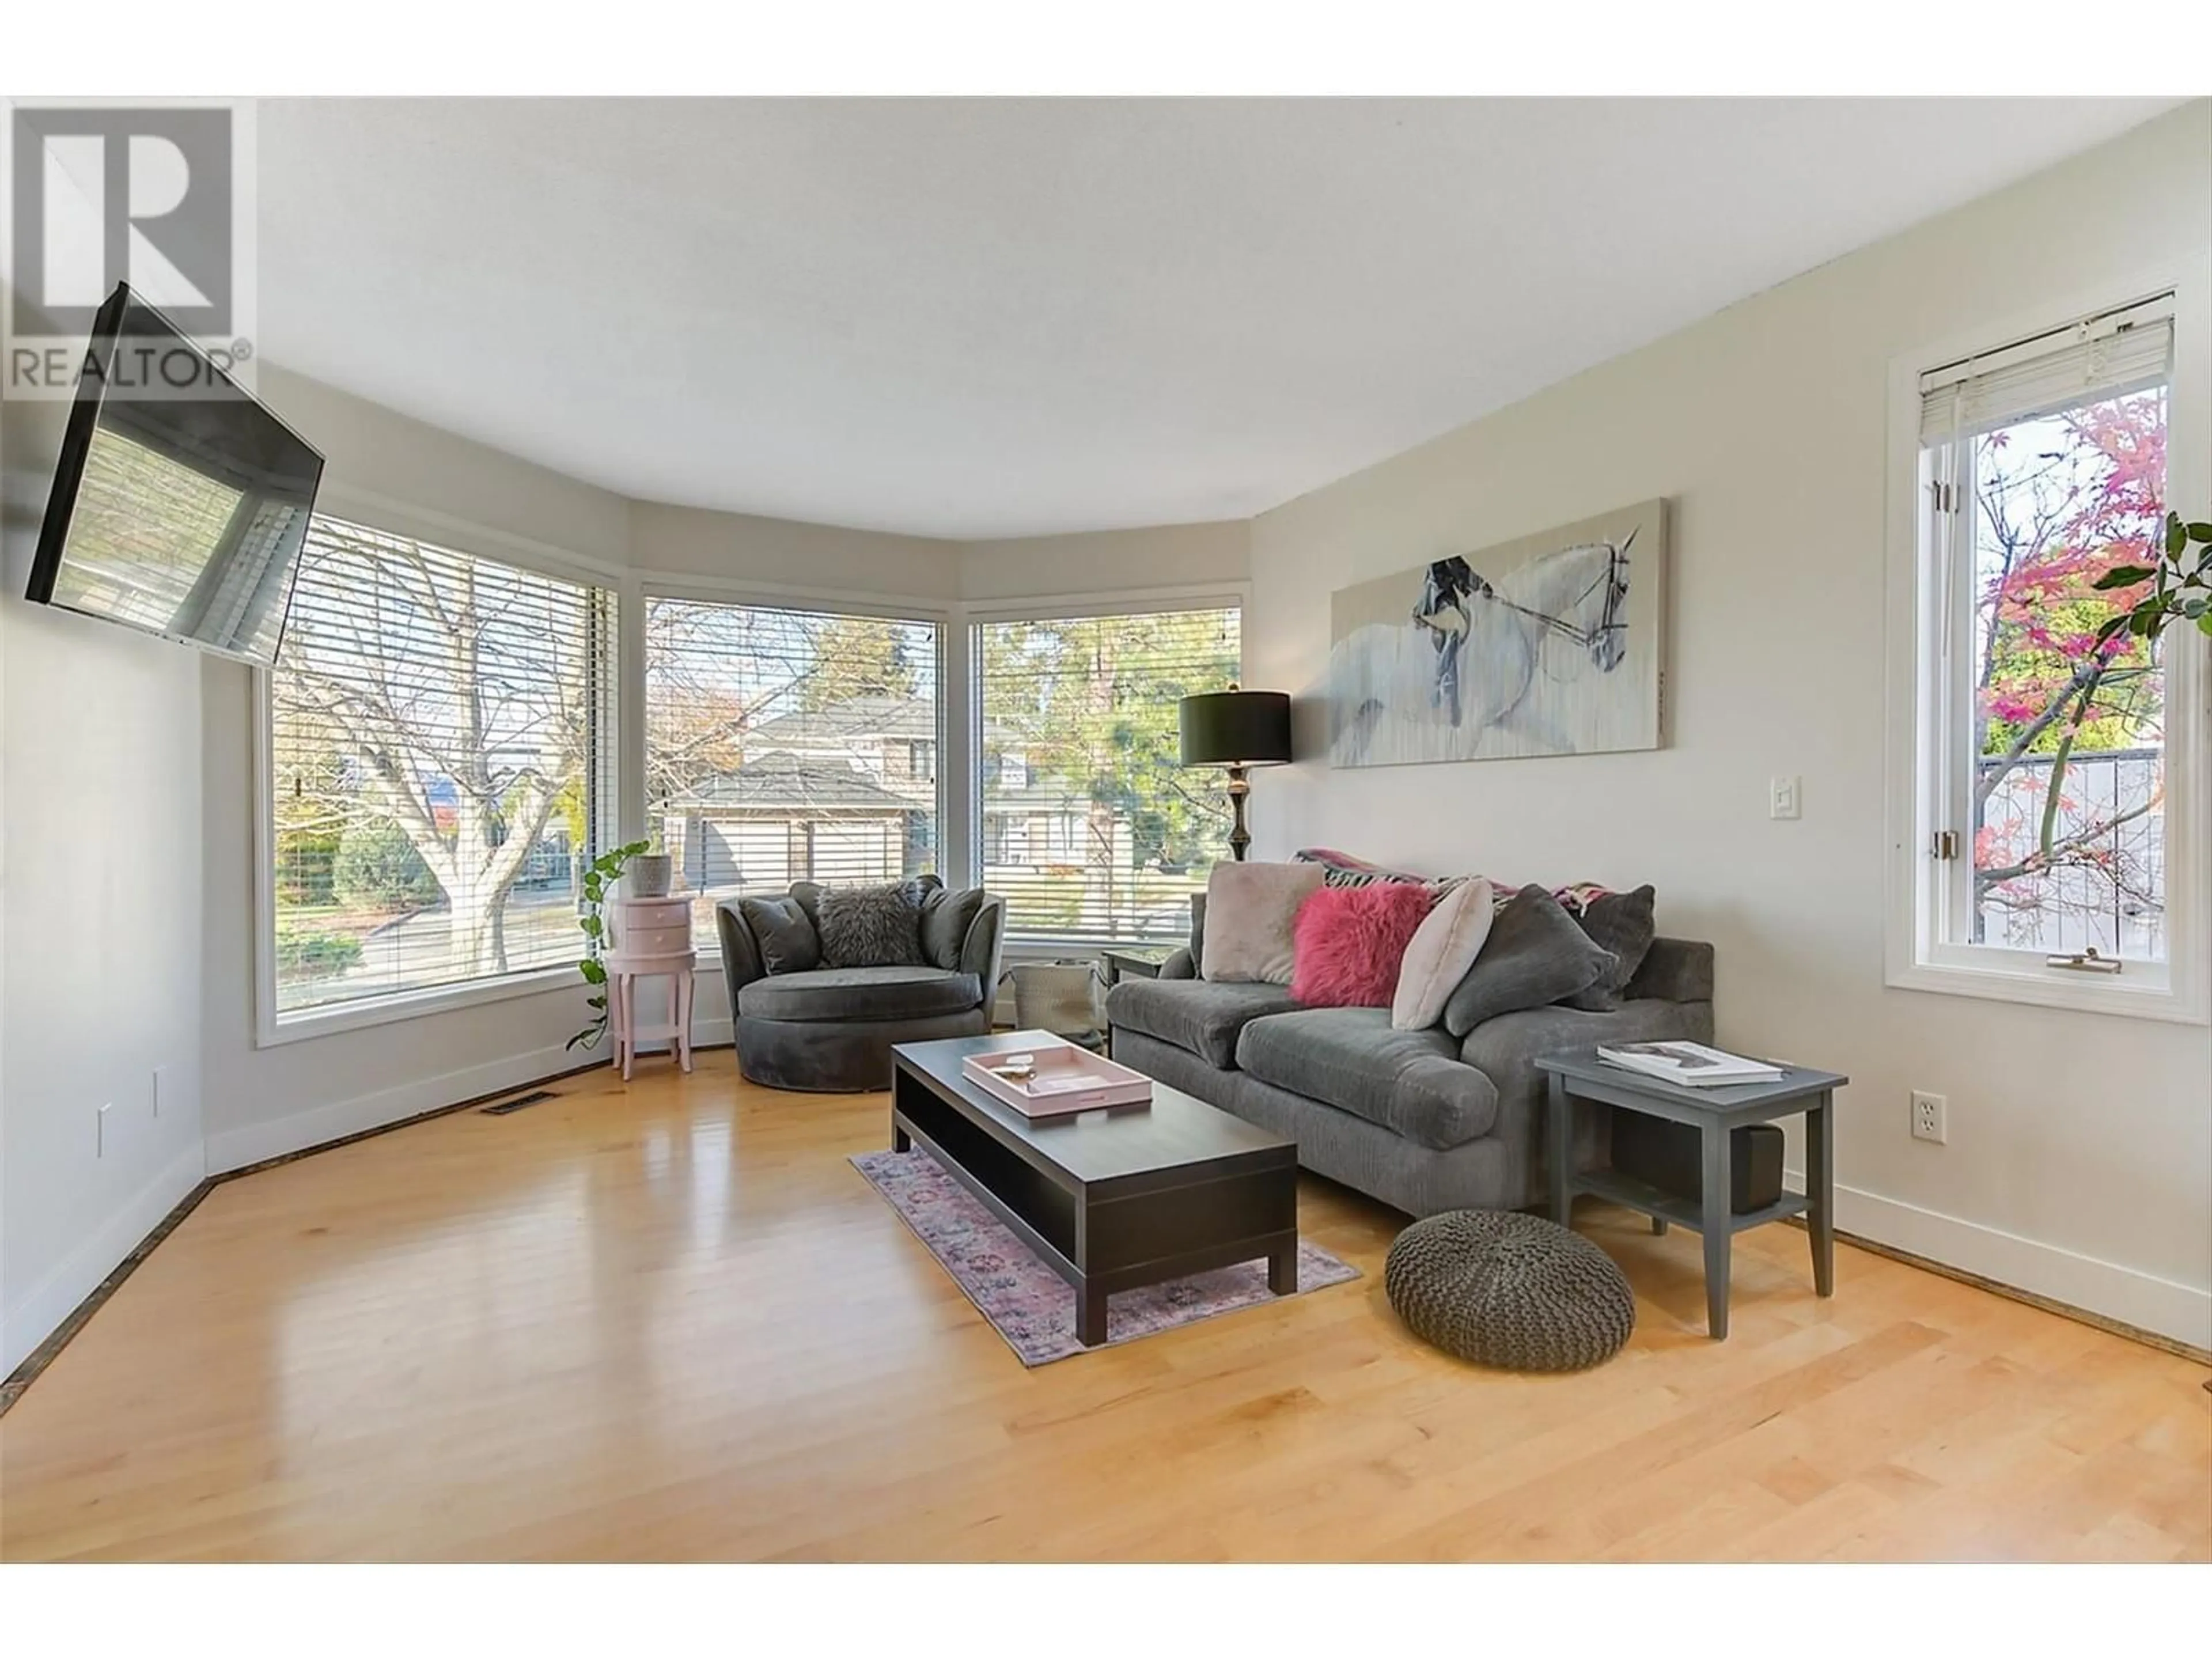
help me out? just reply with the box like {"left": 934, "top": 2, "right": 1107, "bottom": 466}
{"left": 1884, "top": 264, "right": 2211, "bottom": 1025}
{"left": 635, "top": 574, "right": 956, "bottom": 961}
{"left": 253, "top": 495, "right": 626, "bottom": 1047}
{"left": 965, "top": 582, "right": 1251, "bottom": 953}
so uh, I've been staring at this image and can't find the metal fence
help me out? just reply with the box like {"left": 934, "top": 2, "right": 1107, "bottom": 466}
{"left": 1974, "top": 747, "right": 2162, "bottom": 959}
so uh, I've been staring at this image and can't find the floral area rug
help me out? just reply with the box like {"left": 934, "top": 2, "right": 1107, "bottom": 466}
{"left": 850, "top": 1146, "right": 1360, "bottom": 1366}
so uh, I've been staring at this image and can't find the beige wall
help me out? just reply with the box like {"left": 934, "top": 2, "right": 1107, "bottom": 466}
{"left": 2, "top": 283, "right": 207, "bottom": 1374}
{"left": 1245, "top": 103, "right": 2212, "bottom": 1344}
{"left": 637, "top": 500, "right": 960, "bottom": 600}
{"left": 960, "top": 519, "right": 1249, "bottom": 604}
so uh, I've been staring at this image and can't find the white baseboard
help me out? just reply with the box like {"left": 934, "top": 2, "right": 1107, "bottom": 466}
{"left": 1792, "top": 1172, "right": 2211, "bottom": 1351}
{"left": 2, "top": 1143, "right": 207, "bottom": 1378}
{"left": 204, "top": 1041, "right": 585, "bottom": 1174}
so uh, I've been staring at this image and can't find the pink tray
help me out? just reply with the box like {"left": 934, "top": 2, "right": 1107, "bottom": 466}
{"left": 961, "top": 1044, "right": 1154, "bottom": 1117}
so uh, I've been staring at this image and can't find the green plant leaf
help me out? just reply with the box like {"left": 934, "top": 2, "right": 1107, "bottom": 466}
{"left": 2186, "top": 521, "right": 2212, "bottom": 544}
{"left": 2168, "top": 515, "right": 2189, "bottom": 557}
{"left": 581, "top": 957, "right": 607, "bottom": 984}
{"left": 2199, "top": 611, "right": 2212, "bottom": 636}
{"left": 2092, "top": 565, "right": 2155, "bottom": 590}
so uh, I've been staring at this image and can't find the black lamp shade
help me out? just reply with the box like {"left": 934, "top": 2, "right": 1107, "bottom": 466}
{"left": 1180, "top": 690, "right": 1292, "bottom": 768}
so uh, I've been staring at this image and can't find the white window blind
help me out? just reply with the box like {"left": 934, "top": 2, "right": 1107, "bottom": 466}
{"left": 975, "top": 605, "right": 1241, "bottom": 945}
{"left": 269, "top": 518, "right": 614, "bottom": 1016}
{"left": 1920, "top": 294, "right": 2174, "bottom": 441}
{"left": 644, "top": 598, "right": 943, "bottom": 947}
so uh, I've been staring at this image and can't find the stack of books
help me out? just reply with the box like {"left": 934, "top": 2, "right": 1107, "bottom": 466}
{"left": 1596, "top": 1040, "right": 1785, "bottom": 1089}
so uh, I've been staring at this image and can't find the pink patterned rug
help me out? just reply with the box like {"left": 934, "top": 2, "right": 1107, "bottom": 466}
{"left": 850, "top": 1147, "right": 1360, "bottom": 1366}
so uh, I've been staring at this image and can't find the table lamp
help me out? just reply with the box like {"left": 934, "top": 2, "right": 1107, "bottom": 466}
{"left": 1178, "top": 687, "right": 1293, "bottom": 861}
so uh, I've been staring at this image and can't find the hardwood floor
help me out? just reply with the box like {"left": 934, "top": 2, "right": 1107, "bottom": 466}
{"left": 1, "top": 1051, "right": 2204, "bottom": 1562}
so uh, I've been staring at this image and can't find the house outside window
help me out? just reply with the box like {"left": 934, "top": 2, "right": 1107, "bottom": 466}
{"left": 1891, "top": 291, "right": 2203, "bottom": 1020}
{"left": 974, "top": 603, "right": 1241, "bottom": 944}
{"left": 645, "top": 598, "right": 944, "bottom": 948}
{"left": 266, "top": 517, "right": 615, "bottom": 1027}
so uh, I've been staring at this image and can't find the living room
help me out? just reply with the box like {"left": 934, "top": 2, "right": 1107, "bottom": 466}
{"left": 1, "top": 23, "right": 2207, "bottom": 1637}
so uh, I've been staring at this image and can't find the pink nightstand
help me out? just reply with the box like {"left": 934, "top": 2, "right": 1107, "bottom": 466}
{"left": 607, "top": 896, "right": 696, "bottom": 1081}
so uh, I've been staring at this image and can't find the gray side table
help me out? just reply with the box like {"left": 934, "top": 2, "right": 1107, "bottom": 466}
{"left": 1101, "top": 946, "right": 1175, "bottom": 986}
{"left": 1535, "top": 1049, "right": 1847, "bottom": 1340}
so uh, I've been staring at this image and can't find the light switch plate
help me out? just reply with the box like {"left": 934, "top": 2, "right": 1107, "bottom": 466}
{"left": 1769, "top": 775, "right": 1802, "bottom": 820}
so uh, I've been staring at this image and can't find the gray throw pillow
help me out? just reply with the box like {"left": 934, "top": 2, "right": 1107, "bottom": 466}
{"left": 1441, "top": 884, "right": 1618, "bottom": 1037}
{"left": 921, "top": 886, "right": 985, "bottom": 971}
{"left": 1563, "top": 884, "right": 1657, "bottom": 1009}
{"left": 738, "top": 893, "right": 821, "bottom": 975}
{"left": 789, "top": 880, "right": 825, "bottom": 936}
{"left": 817, "top": 881, "right": 927, "bottom": 968}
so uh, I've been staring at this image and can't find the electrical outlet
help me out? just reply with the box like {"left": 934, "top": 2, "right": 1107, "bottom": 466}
{"left": 1911, "top": 1090, "right": 1947, "bottom": 1145}
{"left": 97, "top": 1101, "right": 112, "bottom": 1157}
{"left": 1769, "top": 775, "right": 1802, "bottom": 820}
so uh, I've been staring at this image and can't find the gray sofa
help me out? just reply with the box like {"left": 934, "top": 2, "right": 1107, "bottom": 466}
{"left": 1105, "top": 902, "right": 1713, "bottom": 1217}
{"left": 717, "top": 887, "right": 1006, "bottom": 1092}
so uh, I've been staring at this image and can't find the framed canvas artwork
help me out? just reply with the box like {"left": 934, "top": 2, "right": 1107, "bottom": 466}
{"left": 1328, "top": 498, "right": 1668, "bottom": 767}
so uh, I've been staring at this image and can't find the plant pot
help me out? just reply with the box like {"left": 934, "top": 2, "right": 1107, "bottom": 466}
{"left": 626, "top": 854, "right": 673, "bottom": 899}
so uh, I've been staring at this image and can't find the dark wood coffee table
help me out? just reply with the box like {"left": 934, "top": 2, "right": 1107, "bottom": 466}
{"left": 891, "top": 1030, "right": 1299, "bottom": 1346}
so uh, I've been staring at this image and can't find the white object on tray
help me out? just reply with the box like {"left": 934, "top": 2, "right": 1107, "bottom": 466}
{"left": 962, "top": 1044, "right": 1154, "bottom": 1116}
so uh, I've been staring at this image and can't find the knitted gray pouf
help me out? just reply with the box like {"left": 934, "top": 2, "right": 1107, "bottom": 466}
{"left": 1385, "top": 1209, "right": 1635, "bottom": 1372}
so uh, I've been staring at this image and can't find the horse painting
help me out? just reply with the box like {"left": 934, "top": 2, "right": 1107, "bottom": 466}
{"left": 1328, "top": 502, "right": 1665, "bottom": 768}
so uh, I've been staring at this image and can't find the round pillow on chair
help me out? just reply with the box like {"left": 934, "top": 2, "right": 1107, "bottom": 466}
{"left": 1385, "top": 1209, "right": 1635, "bottom": 1372}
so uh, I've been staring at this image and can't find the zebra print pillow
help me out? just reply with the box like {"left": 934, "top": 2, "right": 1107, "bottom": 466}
{"left": 1292, "top": 847, "right": 1469, "bottom": 895}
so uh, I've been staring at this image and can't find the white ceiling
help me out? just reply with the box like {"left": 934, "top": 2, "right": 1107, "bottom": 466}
{"left": 258, "top": 97, "right": 2177, "bottom": 540}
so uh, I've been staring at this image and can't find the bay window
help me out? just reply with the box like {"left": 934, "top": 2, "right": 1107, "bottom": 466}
{"left": 974, "top": 603, "right": 1241, "bottom": 945}
{"left": 267, "top": 517, "right": 615, "bottom": 1025}
{"left": 643, "top": 598, "right": 944, "bottom": 948}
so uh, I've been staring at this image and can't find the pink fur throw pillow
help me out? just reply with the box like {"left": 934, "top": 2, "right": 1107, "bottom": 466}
{"left": 1289, "top": 882, "right": 1437, "bottom": 1008}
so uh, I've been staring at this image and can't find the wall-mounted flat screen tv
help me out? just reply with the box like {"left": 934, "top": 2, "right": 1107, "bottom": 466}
{"left": 25, "top": 282, "right": 325, "bottom": 667}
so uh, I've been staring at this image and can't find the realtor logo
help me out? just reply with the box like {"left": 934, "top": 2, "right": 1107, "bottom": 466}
{"left": 3, "top": 99, "right": 256, "bottom": 397}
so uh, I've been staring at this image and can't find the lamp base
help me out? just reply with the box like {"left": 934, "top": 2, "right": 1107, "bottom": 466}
{"left": 1226, "top": 764, "right": 1252, "bottom": 862}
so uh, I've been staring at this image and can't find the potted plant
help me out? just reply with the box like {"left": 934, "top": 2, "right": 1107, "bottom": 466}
{"left": 569, "top": 838, "right": 651, "bottom": 1052}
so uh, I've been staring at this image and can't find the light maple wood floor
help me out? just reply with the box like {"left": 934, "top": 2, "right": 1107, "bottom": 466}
{"left": 1, "top": 1050, "right": 2205, "bottom": 1562}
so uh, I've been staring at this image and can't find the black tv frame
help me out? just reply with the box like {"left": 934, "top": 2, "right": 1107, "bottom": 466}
{"left": 25, "top": 282, "right": 325, "bottom": 666}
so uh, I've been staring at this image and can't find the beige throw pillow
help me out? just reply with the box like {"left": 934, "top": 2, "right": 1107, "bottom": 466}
{"left": 1200, "top": 861, "right": 1324, "bottom": 984}
{"left": 1391, "top": 877, "right": 1495, "bottom": 1030}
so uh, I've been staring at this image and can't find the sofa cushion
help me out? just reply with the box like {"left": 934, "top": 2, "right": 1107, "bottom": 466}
{"left": 817, "top": 881, "right": 928, "bottom": 968}
{"left": 738, "top": 965, "right": 980, "bottom": 1024}
{"left": 737, "top": 893, "right": 821, "bottom": 975}
{"left": 1392, "top": 877, "right": 1495, "bottom": 1031}
{"left": 1289, "top": 881, "right": 1436, "bottom": 1007}
{"left": 1441, "top": 884, "right": 1616, "bottom": 1037}
{"left": 1104, "top": 976, "right": 1298, "bottom": 1068}
{"left": 1236, "top": 1006, "right": 1499, "bottom": 1150}
{"left": 920, "top": 886, "right": 986, "bottom": 972}
{"left": 1201, "top": 861, "right": 1324, "bottom": 983}
{"left": 1560, "top": 883, "right": 1657, "bottom": 1010}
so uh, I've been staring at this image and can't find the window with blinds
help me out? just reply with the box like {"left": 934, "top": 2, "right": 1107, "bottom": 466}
{"left": 268, "top": 518, "right": 614, "bottom": 1016}
{"left": 1916, "top": 294, "right": 2174, "bottom": 968}
{"left": 644, "top": 598, "right": 943, "bottom": 948}
{"left": 975, "top": 605, "right": 1241, "bottom": 944}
